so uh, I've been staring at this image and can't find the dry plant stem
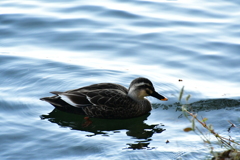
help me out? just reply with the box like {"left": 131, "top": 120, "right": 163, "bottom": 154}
{"left": 183, "top": 109, "right": 240, "bottom": 147}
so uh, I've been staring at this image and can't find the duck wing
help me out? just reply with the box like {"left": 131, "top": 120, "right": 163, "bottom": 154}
{"left": 67, "top": 83, "right": 128, "bottom": 94}
{"left": 51, "top": 89, "right": 131, "bottom": 108}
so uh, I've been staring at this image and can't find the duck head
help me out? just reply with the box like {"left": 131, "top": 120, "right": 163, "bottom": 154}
{"left": 128, "top": 77, "right": 168, "bottom": 101}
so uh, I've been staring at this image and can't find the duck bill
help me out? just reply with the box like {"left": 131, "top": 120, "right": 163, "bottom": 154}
{"left": 151, "top": 91, "right": 168, "bottom": 101}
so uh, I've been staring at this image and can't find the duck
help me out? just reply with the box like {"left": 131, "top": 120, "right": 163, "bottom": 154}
{"left": 40, "top": 77, "right": 168, "bottom": 119}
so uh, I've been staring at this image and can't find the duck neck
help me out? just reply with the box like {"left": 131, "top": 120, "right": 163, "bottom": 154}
{"left": 128, "top": 90, "right": 144, "bottom": 102}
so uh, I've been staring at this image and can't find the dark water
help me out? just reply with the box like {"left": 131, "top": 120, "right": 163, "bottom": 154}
{"left": 1, "top": 0, "right": 240, "bottom": 159}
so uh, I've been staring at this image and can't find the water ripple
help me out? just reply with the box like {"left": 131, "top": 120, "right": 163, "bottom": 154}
{"left": 1, "top": 0, "right": 240, "bottom": 159}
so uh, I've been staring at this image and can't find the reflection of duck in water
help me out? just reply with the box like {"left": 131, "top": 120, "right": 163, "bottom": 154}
{"left": 41, "top": 109, "right": 165, "bottom": 140}
{"left": 40, "top": 77, "right": 168, "bottom": 119}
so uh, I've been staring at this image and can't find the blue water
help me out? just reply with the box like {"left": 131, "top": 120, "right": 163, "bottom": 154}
{"left": 1, "top": 0, "right": 240, "bottom": 159}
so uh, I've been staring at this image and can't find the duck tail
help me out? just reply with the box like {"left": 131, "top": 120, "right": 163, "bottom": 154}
{"left": 40, "top": 96, "right": 64, "bottom": 108}
{"left": 40, "top": 96, "right": 86, "bottom": 115}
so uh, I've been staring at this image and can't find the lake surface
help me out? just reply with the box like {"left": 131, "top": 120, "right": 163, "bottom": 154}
{"left": 1, "top": 0, "right": 240, "bottom": 159}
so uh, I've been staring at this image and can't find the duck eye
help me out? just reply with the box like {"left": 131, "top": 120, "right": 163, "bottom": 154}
{"left": 146, "top": 88, "right": 153, "bottom": 95}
